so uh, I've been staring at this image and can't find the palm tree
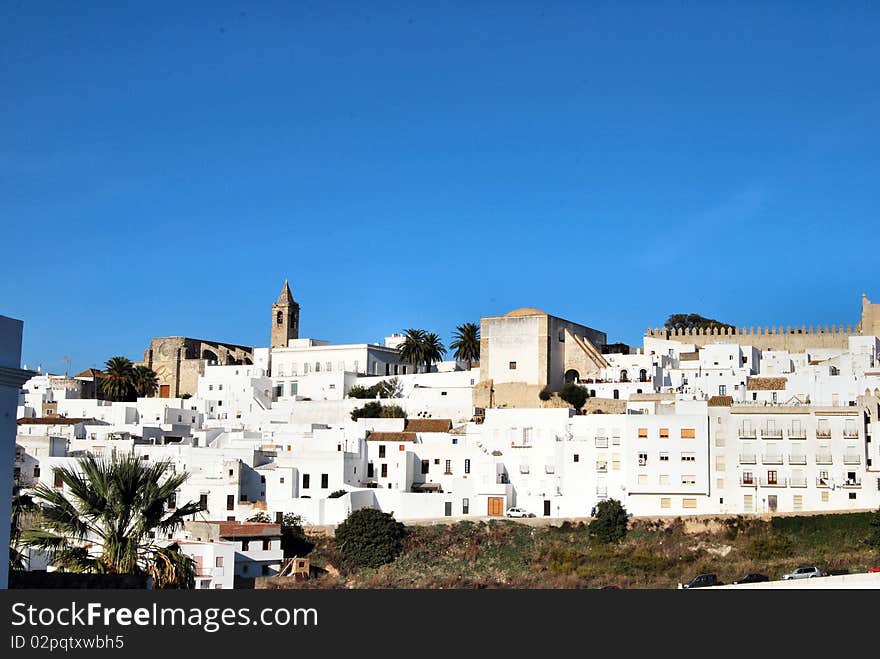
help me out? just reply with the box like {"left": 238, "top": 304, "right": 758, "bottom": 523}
{"left": 100, "top": 356, "right": 135, "bottom": 401}
{"left": 397, "top": 329, "right": 427, "bottom": 372}
{"left": 450, "top": 322, "right": 480, "bottom": 369}
{"left": 131, "top": 365, "right": 160, "bottom": 398}
{"left": 422, "top": 332, "right": 446, "bottom": 372}
{"left": 9, "top": 493, "right": 38, "bottom": 572}
{"left": 21, "top": 454, "right": 204, "bottom": 588}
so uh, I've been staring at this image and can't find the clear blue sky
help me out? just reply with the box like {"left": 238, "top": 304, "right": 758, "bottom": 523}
{"left": 2, "top": 2, "right": 879, "bottom": 374}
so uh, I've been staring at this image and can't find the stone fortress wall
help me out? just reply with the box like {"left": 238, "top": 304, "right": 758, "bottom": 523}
{"left": 645, "top": 294, "right": 880, "bottom": 352}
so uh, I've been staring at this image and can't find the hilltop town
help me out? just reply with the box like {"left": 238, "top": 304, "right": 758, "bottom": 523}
{"left": 10, "top": 283, "right": 880, "bottom": 588}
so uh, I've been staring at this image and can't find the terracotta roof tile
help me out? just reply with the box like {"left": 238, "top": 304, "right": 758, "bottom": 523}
{"left": 366, "top": 431, "right": 416, "bottom": 442}
{"left": 404, "top": 418, "right": 452, "bottom": 432}
{"left": 746, "top": 377, "right": 787, "bottom": 391}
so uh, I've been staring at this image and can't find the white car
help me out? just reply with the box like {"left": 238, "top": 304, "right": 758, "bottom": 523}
{"left": 782, "top": 566, "right": 825, "bottom": 580}
{"left": 505, "top": 507, "right": 535, "bottom": 518}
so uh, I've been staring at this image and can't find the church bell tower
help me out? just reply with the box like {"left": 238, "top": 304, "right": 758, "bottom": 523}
{"left": 271, "top": 279, "right": 300, "bottom": 348}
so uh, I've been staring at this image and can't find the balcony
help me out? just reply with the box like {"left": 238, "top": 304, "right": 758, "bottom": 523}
{"left": 759, "top": 476, "right": 787, "bottom": 487}
{"left": 817, "top": 478, "right": 830, "bottom": 488}
{"left": 815, "top": 454, "right": 833, "bottom": 465}
{"left": 788, "top": 429, "right": 807, "bottom": 440}
{"left": 843, "top": 430, "right": 860, "bottom": 439}
{"left": 843, "top": 454, "right": 862, "bottom": 465}
{"left": 518, "top": 464, "right": 530, "bottom": 474}
{"left": 787, "top": 455, "right": 807, "bottom": 465}
{"left": 761, "top": 429, "right": 783, "bottom": 439}
{"left": 739, "top": 454, "right": 756, "bottom": 464}
{"left": 596, "top": 487, "right": 608, "bottom": 497}
{"left": 842, "top": 478, "right": 862, "bottom": 488}
{"left": 789, "top": 476, "right": 807, "bottom": 488}
{"left": 595, "top": 437, "right": 609, "bottom": 448}
{"left": 761, "top": 455, "right": 783, "bottom": 465}
{"left": 738, "top": 428, "right": 757, "bottom": 439}
{"left": 544, "top": 465, "right": 555, "bottom": 474}
{"left": 816, "top": 431, "right": 832, "bottom": 439}
{"left": 740, "top": 477, "right": 756, "bottom": 486}
{"left": 595, "top": 463, "right": 608, "bottom": 473}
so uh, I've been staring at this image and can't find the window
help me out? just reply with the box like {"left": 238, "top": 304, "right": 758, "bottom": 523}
{"left": 509, "top": 361, "right": 517, "bottom": 369}
{"left": 242, "top": 540, "right": 250, "bottom": 551}
{"left": 260, "top": 475, "right": 266, "bottom": 484}
{"left": 744, "top": 494, "right": 754, "bottom": 512}
{"left": 321, "top": 474, "right": 328, "bottom": 488}
{"left": 199, "top": 494, "right": 208, "bottom": 509}
{"left": 215, "top": 556, "right": 224, "bottom": 568}
{"left": 659, "top": 428, "right": 669, "bottom": 438}
{"left": 53, "top": 469, "right": 63, "bottom": 488}
{"left": 681, "top": 452, "right": 696, "bottom": 462}
{"left": 659, "top": 474, "right": 669, "bottom": 485}
{"left": 718, "top": 385, "right": 727, "bottom": 396}
{"left": 381, "top": 464, "right": 388, "bottom": 478}
{"left": 637, "top": 428, "right": 648, "bottom": 438}
{"left": 421, "top": 460, "right": 429, "bottom": 474}
{"left": 167, "top": 493, "right": 176, "bottom": 509}
{"left": 280, "top": 477, "right": 284, "bottom": 484}
{"left": 226, "top": 494, "right": 234, "bottom": 511}
{"left": 33, "top": 466, "right": 40, "bottom": 478}
{"left": 302, "top": 474, "right": 310, "bottom": 489}
{"left": 660, "top": 497, "right": 671, "bottom": 509}
{"left": 681, "top": 428, "right": 696, "bottom": 439}
{"left": 290, "top": 382, "right": 298, "bottom": 396}
{"left": 262, "top": 539, "right": 271, "bottom": 551}
{"left": 573, "top": 454, "right": 579, "bottom": 463}
{"left": 793, "top": 495, "right": 803, "bottom": 511}
{"left": 849, "top": 492, "right": 857, "bottom": 500}
{"left": 638, "top": 452, "right": 647, "bottom": 466}
{"left": 637, "top": 474, "right": 648, "bottom": 484}
{"left": 767, "top": 470, "right": 777, "bottom": 485}
{"left": 444, "top": 460, "right": 452, "bottom": 475}
{"left": 558, "top": 329, "right": 565, "bottom": 342}
{"left": 821, "top": 491, "right": 829, "bottom": 502}
{"left": 681, "top": 475, "right": 696, "bottom": 485}
{"left": 464, "top": 459, "right": 471, "bottom": 474}
{"left": 367, "top": 463, "right": 374, "bottom": 478}
{"left": 379, "top": 445, "right": 386, "bottom": 458}
{"left": 659, "top": 452, "right": 669, "bottom": 462}
{"left": 682, "top": 498, "right": 697, "bottom": 509}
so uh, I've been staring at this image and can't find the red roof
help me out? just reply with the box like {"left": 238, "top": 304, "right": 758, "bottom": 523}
{"left": 215, "top": 522, "right": 281, "bottom": 538}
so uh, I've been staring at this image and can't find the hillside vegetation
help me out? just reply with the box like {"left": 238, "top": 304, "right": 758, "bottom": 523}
{"left": 282, "top": 512, "right": 880, "bottom": 589}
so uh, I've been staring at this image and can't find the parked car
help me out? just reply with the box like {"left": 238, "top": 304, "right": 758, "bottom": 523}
{"left": 505, "top": 507, "right": 535, "bottom": 518}
{"left": 782, "top": 566, "right": 825, "bottom": 580}
{"left": 732, "top": 573, "right": 769, "bottom": 584}
{"left": 867, "top": 566, "right": 880, "bottom": 574}
{"left": 682, "top": 573, "right": 722, "bottom": 588}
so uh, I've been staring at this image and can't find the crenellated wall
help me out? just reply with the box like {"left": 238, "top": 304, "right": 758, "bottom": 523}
{"left": 644, "top": 324, "right": 855, "bottom": 351}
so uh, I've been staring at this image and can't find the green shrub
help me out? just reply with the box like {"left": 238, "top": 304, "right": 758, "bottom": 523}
{"left": 351, "top": 402, "right": 406, "bottom": 421}
{"left": 335, "top": 509, "right": 406, "bottom": 569}
{"left": 559, "top": 383, "right": 589, "bottom": 410}
{"left": 589, "top": 498, "right": 629, "bottom": 544}
{"left": 538, "top": 387, "right": 552, "bottom": 401}
{"left": 328, "top": 489, "right": 347, "bottom": 499}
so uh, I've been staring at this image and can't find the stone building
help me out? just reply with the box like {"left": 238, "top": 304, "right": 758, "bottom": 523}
{"left": 474, "top": 308, "right": 608, "bottom": 409}
{"left": 140, "top": 337, "right": 253, "bottom": 398}
{"left": 271, "top": 280, "right": 300, "bottom": 348}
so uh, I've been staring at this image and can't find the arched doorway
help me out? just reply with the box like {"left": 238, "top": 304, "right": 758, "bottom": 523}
{"left": 639, "top": 368, "right": 648, "bottom": 382}
{"left": 620, "top": 370, "right": 629, "bottom": 382}
{"left": 564, "top": 369, "right": 579, "bottom": 384}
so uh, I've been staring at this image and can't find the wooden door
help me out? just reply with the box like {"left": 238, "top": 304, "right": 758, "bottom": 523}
{"left": 487, "top": 497, "right": 503, "bottom": 516}
{"left": 159, "top": 384, "right": 170, "bottom": 398}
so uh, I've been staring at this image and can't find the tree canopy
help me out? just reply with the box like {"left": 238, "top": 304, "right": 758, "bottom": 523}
{"left": 664, "top": 314, "right": 734, "bottom": 331}
{"left": 589, "top": 498, "right": 629, "bottom": 544}
{"left": 334, "top": 508, "right": 406, "bottom": 568}
{"left": 450, "top": 322, "right": 480, "bottom": 368}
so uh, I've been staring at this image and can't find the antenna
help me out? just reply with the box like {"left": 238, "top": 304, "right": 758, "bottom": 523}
{"left": 62, "top": 356, "right": 72, "bottom": 377}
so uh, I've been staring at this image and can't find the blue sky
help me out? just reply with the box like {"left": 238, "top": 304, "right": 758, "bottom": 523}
{"left": 2, "top": 2, "right": 879, "bottom": 374}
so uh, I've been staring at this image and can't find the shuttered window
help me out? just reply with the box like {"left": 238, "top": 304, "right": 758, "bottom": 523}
{"left": 681, "top": 428, "right": 696, "bottom": 439}
{"left": 682, "top": 498, "right": 697, "bottom": 509}
{"left": 660, "top": 497, "right": 671, "bottom": 509}
{"left": 638, "top": 428, "right": 648, "bottom": 438}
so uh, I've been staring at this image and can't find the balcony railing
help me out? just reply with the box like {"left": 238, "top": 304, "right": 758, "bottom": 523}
{"left": 789, "top": 477, "right": 807, "bottom": 488}
{"left": 843, "top": 454, "right": 862, "bottom": 465}
{"left": 596, "top": 487, "right": 607, "bottom": 497}
{"left": 762, "top": 429, "right": 783, "bottom": 439}
{"left": 740, "top": 477, "right": 755, "bottom": 486}
{"left": 788, "top": 429, "right": 807, "bottom": 440}
{"left": 518, "top": 464, "right": 529, "bottom": 474}
{"left": 788, "top": 455, "right": 807, "bottom": 465}
{"left": 816, "top": 431, "right": 832, "bottom": 439}
{"left": 759, "top": 476, "right": 786, "bottom": 487}
{"left": 815, "top": 454, "right": 833, "bottom": 464}
{"left": 761, "top": 455, "right": 783, "bottom": 465}
{"left": 817, "top": 478, "right": 830, "bottom": 488}
{"left": 738, "top": 429, "right": 757, "bottom": 438}
{"left": 595, "top": 463, "right": 608, "bottom": 473}
{"left": 595, "top": 437, "right": 609, "bottom": 448}
{"left": 842, "top": 479, "right": 862, "bottom": 488}
{"left": 843, "top": 430, "right": 860, "bottom": 438}
{"left": 739, "top": 454, "right": 756, "bottom": 464}
{"left": 544, "top": 465, "right": 555, "bottom": 474}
